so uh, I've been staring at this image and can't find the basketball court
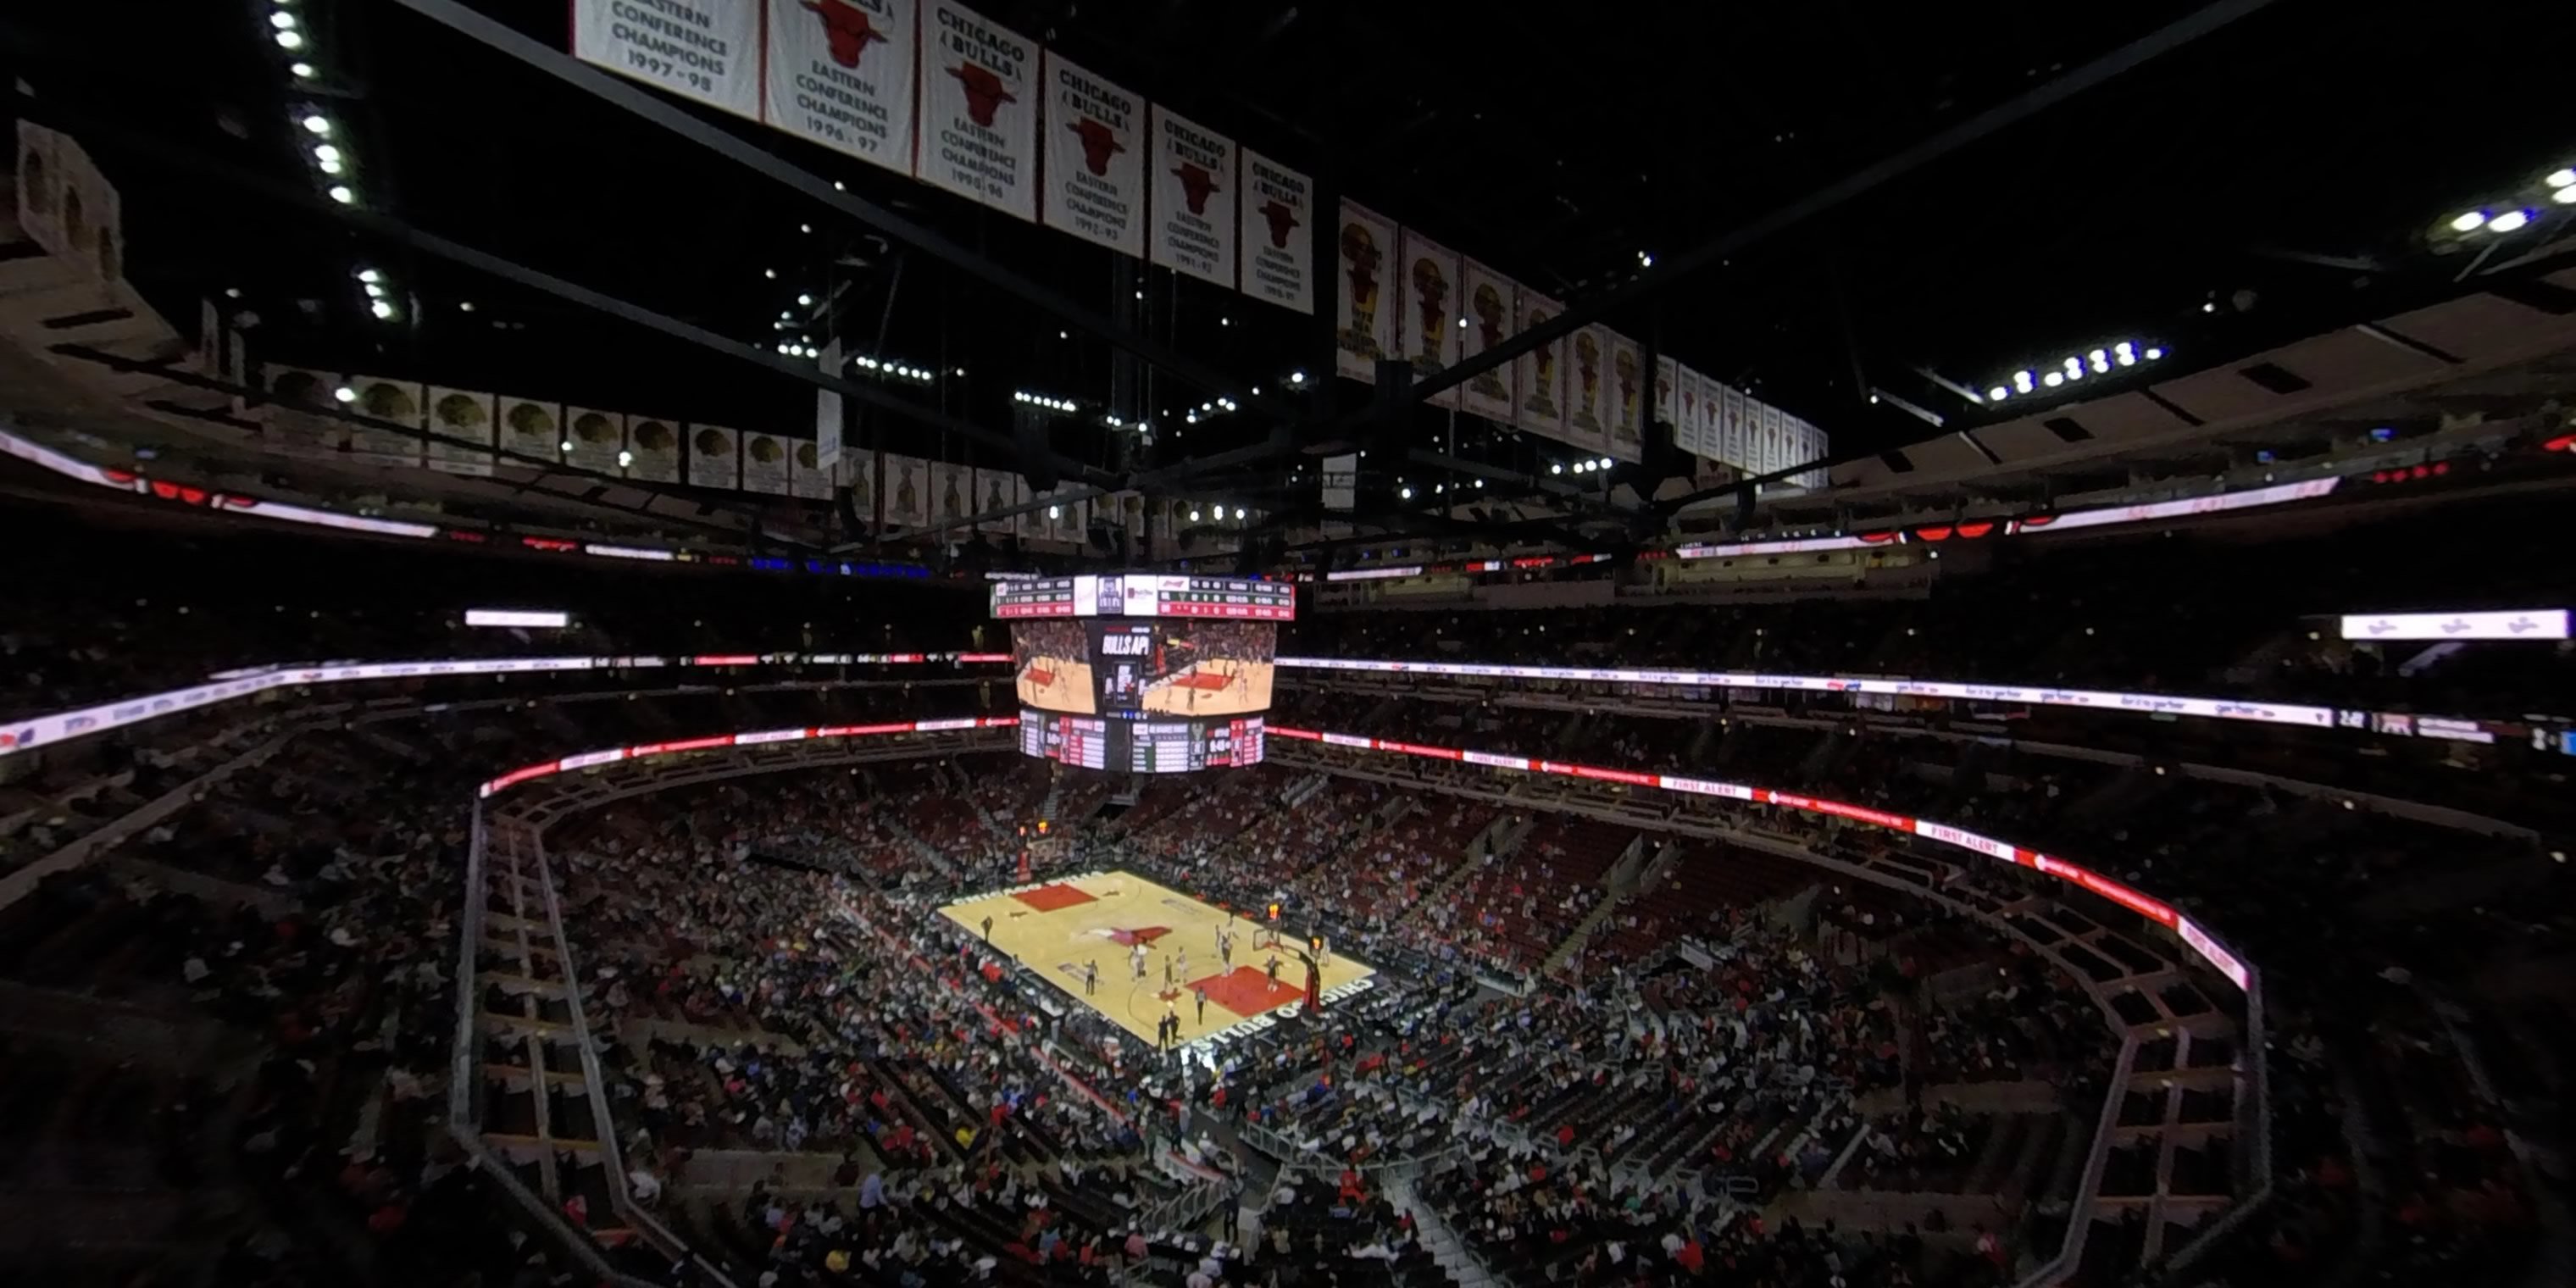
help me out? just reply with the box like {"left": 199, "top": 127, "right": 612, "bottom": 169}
{"left": 1141, "top": 657, "right": 1274, "bottom": 716}
{"left": 1015, "top": 656, "right": 1096, "bottom": 713}
{"left": 938, "top": 869, "right": 1373, "bottom": 1046}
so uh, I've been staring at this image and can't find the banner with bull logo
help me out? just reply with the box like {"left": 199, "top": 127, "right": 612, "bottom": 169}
{"left": 1676, "top": 368, "right": 1708, "bottom": 462}
{"left": 573, "top": 0, "right": 762, "bottom": 120}
{"left": 1395, "top": 230, "right": 1463, "bottom": 409}
{"left": 1565, "top": 325, "right": 1611, "bottom": 452}
{"left": 1760, "top": 402, "right": 1785, "bottom": 476}
{"left": 1148, "top": 106, "right": 1237, "bottom": 287}
{"left": 1510, "top": 289, "right": 1568, "bottom": 442}
{"left": 689, "top": 425, "right": 741, "bottom": 490}
{"left": 1333, "top": 202, "right": 1397, "bottom": 384}
{"left": 1236, "top": 149, "right": 1313, "bottom": 314}
{"left": 916, "top": 0, "right": 1038, "bottom": 220}
{"left": 1604, "top": 332, "right": 1646, "bottom": 462}
{"left": 1454, "top": 260, "right": 1516, "bottom": 423}
{"left": 1718, "top": 385, "right": 1746, "bottom": 470}
{"left": 1039, "top": 52, "right": 1146, "bottom": 257}
{"left": 764, "top": 0, "right": 916, "bottom": 173}
{"left": 1654, "top": 356, "right": 1678, "bottom": 441}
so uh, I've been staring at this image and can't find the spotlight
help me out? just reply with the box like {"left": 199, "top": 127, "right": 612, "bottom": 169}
{"left": 1290, "top": 370, "right": 1306, "bottom": 384}
{"left": 1190, "top": 509, "right": 1203, "bottom": 522}
{"left": 1046, "top": 505, "right": 1060, "bottom": 519}
{"left": 326, "top": 184, "right": 353, "bottom": 203}
{"left": 797, "top": 293, "right": 813, "bottom": 306}
{"left": 2549, "top": 168, "right": 2576, "bottom": 190}
{"left": 275, "top": 30, "right": 303, "bottom": 49}
{"left": 1398, "top": 487, "right": 1412, "bottom": 499}
{"left": 2012, "top": 371, "right": 2035, "bottom": 392}
{"left": 1986, "top": 386, "right": 2008, "bottom": 401}
{"left": 317, "top": 144, "right": 344, "bottom": 164}
{"left": 1234, "top": 507, "right": 1246, "bottom": 519}
{"left": 302, "top": 114, "right": 330, "bottom": 135}
{"left": 2558, "top": 186, "right": 2576, "bottom": 206}
{"left": 290, "top": 62, "right": 315, "bottom": 78}
{"left": 2449, "top": 210, "right": 2487, "bottom": 232}
{"left": 1598, "top": 457, "right": 1613, "bottom": 469}
{"left": 363, "top": 283, "right": 384, "bottom": 298}
{"left": 560, "top": 440, "right": 574, "bottom": 452}
{"left": 332, "top": 385, "right": 357, "bottom": 402}
{"left": 2488, "top": 209, "right": 2532, "bottom": 233}
{"left": 617, "top": 449, "right": 634, "bottom": 468}
{"left": 2044, "top": 372, "right": 2064, "bottom": 387}
{"left": 270, "top": 12, "right": 297, "bottom": 31}
{"left": 2144, "top": 347, "right": 2164, "bottom": 360}
{"left": 355, "top": 266, "right": 377, "bottom": 283}
{"left": 1552, "top": 464, "right": 1563, "bottom": 475}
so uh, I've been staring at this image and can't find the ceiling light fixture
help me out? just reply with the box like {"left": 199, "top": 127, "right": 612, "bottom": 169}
{"left": 326, "top": 184, "right": 353, "bottom": 203}
{"left": 275, "top": 30, "right": 304, "bottom": 49}
{"left": 301, "top": 113, "right": 330, "bottom": 135}
{"left": 2448, "top": 210, "right": 2487, "bottom": 232}
{"left": 2487, "top": 208, "right": 2532, "bottom": 233}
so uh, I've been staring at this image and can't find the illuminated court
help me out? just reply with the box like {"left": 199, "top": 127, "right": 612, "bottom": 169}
{"left": 1015, "top": 656, "right": 1096, "bottom": 713}
{"left": 1142, "top": 658, "right": 1274, "bottom": 716}
{"left": 939, "top": 870, "right": 1374, "bottom": 1046}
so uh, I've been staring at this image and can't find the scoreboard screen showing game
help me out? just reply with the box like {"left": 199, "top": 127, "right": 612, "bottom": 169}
{"left": 1010, "top": 619, "right": 1275, "bottom": 718}
{"left": 991, "top": 574, "right": 1296, "bottom": 621}
{"left": 1018, "top": 710, "right": 1265, "bottom": 773}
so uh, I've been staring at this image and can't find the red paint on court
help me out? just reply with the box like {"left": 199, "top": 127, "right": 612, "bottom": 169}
{"left": 1024, "top": 665, "right": 1058, "bottom": 688}
{"left": 1166, "top": 669, "right": 1232, "bottom": 691}
{"left": 1189, "top": 966, "right": 1306, "bottom": 1018}
{"left": 1013, "top": 883, "right": 1097, "bottom": 913}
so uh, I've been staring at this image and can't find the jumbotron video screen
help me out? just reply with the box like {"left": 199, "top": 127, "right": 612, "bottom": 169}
{"left": 994, "top": 575, "right": 1287, "bottom": 773}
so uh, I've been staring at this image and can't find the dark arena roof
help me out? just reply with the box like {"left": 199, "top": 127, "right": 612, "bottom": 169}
{"left": 1, "top": 3, "right": 2573, "bottom": 1288}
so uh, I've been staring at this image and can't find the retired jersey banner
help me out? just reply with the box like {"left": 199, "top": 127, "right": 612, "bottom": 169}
{"left": 1675, "top": 367, "right": 1704, "bottom": 460}
{"left": 1148, "top": 106, "right": 1237, "bottom": 286}
{"left": 1567, "top": 326, "right": 1611, "bottom": 451}
{"left": 1334, "top": 202, "right": 1398, "bottom": 383}
{"left": 1512, "top": 289, "right": 1568, "bottom": 441}
{"left": 1719, "top": 386, "right": 1747, "bottom": 469}
{"left": 916, "top": 0, "right": 1038, "bottom": 220}
{"left": 1760, "top": 402, "right": 1785, "bottom": 475}
{"left": 1237, "top": 150, "right": 1313, "bottom": 314}
{"left": 1038, "top": 52, "right": 1145, "bottom": 257}
{"left": 764, "top": 0, "right": 915, "bottom": 172}
{"left": 1456, "top": 261, "right": 1516, "bottom": 423}
{"left": 573, "top": 0, "right": 761, "bottom": 119}
{"left": 1396, "top": 230, "right": 1463, "bottom": 408}
{"left": 1605, "top": 333, "right": 1646, "bottom": 462}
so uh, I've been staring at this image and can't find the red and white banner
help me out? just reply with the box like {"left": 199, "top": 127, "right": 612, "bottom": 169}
{"left": 1148, "top": 106, "right": 1237, "bottom": 286}
{"left": 1334, "top": 202, "right": 1398, "bottom": 383}
{"left": 1718, "top": 385, "right": 1747, "bottom": 469}
{"left": 572, "top": 0, "right": 762, "bottom": 119}
{"left": 1512, "top": 289, "right": 1568, "bottom": 441}
{"left": 1566, "top": 325, "right": 1611, "bottom": 452}
{"left": 1396, "top": 229, "right": 1463, "bottom": 408}
{"left": 1606, "top": 333, "right": 1645, "bottom": 462}
{"left": 914, "top": 0, "right": 1038, "bottom": 220}
{"left": 1456, "top": 260, "right": 1517, "bottom": 422}
{"left": 764, "top": 0, "right": 916, "bottom": 173}
{"left": 1236, "top": 150, "right": 1313, "bottom": 314}
{"left": 1038, "top": 52, "right": 1145, "bottom": 257}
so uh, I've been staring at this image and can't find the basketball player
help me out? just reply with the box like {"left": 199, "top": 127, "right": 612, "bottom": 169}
{"left": 1217, "top": 926, "right": 1233, "bottom": 968}
{"left": 1131, "top": 941, "right": 1147, "bottom": 980}
{"left": 1084, "top": 961, "right": 1098, "bottom": 996}
{"left": 1194, "top": 984, "right": 1208, "bottom": 1024}
{"left": 1163, "top": 954, "right": 1174, "bottom": 988}
{"left": 1265, "top": 952, "right": 1282, "bottom": 987}
{"left": 1175, "top": 947, "right": 1189, "bottom": 980}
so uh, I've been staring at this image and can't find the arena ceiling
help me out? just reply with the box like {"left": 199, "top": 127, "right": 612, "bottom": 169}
{"left": 6, "top": 0, "right": 2574, "bottom": 547}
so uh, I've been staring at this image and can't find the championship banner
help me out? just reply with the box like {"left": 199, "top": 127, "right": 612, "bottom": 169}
{"left": 763, "top": 0, "right": 916, "bottom": 173}
{"left": 743, "top": 431, "right": 793, "bottom": 494}
{"left": 1674, "top": 367, "right": 1704, "bottom": 460}
{"left": 1511, "top": 289, "right": 1568, "bottom": 441}
{"left": 972, "top": 466, "right": 1021, "bottom": 534}
{"left": 1605, "top": 333, "right": 1646, "bottom": 462}
{"left": 572, "top": 0, "right": 762, "bottom": 119}
{"left": 425, "top": 387, "right": 497, "bottom": 477}
{"left": 347, "top": 378, "right": 425, "bottom": 468}
{"left": 931, "top": 459, "right": 974, "bottom": 528}
{"left": 1237, "top": 150, "right": 1313, "bottom": 314}
{"left": 1148, "top": 106, "right": 1238, "bottom": 287}
{"left": 1396, "top": 229, "right": 1463, "bottom": 409}
{"left": 845, "top": 453, "right": 880, "bottom": 528}
{"left": 1333, "top": 202, "right": 1398, "bottom": 383}
{"left": 688, "top": 425, "right": 741, "bottom": 490}
{"left": 1039, "top": 52, "right": 1146, "bottom": 257}
{"left": 1566, "top": 326, "right": 1611, "bottom": 451}
{"left": 1654, "top": 356, "right": 1678, "bottom": 440}
{"left": 1456, "top": 260, "right": 1516, "bottom": 423}
{"left": 626, "top": 417, "right": 682, "bottom": 483}
{"left": 564, "top": 408, "right": 626, "bottom": 475}
{"left": 499, "top": 398, "right": 562, "bottom": 468}
{"left": 1719, "top": 386, "right": 1747, "bottom": 469}
{"left": 791, "top": 440, "right": 836, "bottom": 498}
{"left": 915, "top": 0, "right": 1039, "bottom": 220}
{"left": 883, "top": 453, "right": 930, "bottom": 528}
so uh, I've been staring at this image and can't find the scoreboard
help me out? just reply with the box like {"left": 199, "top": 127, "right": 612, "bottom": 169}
{"left": 991, "top": 574, "right": 1296, "bottom": 621}
{"left": 1018, "top": 710, "right": 1266, "bottom": 773}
